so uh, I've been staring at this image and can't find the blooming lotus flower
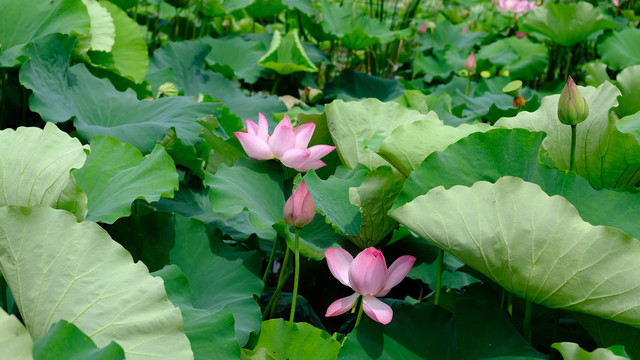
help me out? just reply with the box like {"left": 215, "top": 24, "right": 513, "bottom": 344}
{"left": 464, "top": 51, "right": 476, "bottom": 73}
{"left": 284, "top": 180, "right": 315, "bottom": 228}
{"left": 495, "top": 0, "right": 536, "bottom": 14}
{"left": 557, "top": 76, "right": 589, "bottom": 126}
{"left": 325, "top": 247, "right": 416, "bottom": 325}
{"left": 234, "top": 113, "right": 335, "bottom": 172}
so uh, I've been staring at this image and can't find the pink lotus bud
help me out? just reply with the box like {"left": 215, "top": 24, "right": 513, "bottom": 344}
{"left": 464, "top": 51, "right": 476, "bottom": 73}
{"left": 418, "top": 22, "right": 427, "bottom": 35}
{"left": 284, "top": 180, "right": 315, "bottom": 228}
{"left": 613, "top": 0, "right": 620, "bottom": 6}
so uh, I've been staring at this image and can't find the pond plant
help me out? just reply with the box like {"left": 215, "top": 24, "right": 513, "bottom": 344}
{"left": 1, "top": 0, "right": 640, "bottom": 359}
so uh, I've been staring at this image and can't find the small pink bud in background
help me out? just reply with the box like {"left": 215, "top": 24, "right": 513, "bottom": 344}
{"left": 613, "top": 0, "right": 620, "bottom": 6}
{"left": 515, "top": 31, "right": 527, "bottom": 38}
{"left": 284, "top": 180, "right": 315, "bottom": 228}
{"left": 464, "top": 51, "right": 476, "bottom": 73}
{"left": 418, "top": 22, "right": 427, "bottom": 35}
{"left": 462, "top": 28, "right": 468, "bottom": 34}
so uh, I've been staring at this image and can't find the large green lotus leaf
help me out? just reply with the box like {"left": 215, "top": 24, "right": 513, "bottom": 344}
{"left": 0, "top": 0, "right": 89, "bottom": 67}
{"left": 392, "top": 176, "right": 640, "bottom": 326}
{"left": 315, "top": 0, "right": 409, "bottom": 50}
{"left": 170, "top": 215, "right": 263, "bottom": 346}
{"left": 325, "top": 98, "right": 437, "bottom": 170}
{"left": 340, "top": 299, "right": 543, "bottom": 359}
{"left": 520, "top": 2, "right": 617, "bottom": 47}
{"left": 87, "top": 0, "right": 148, "bottom": 83}
{"left": 154, "top": 265, "right": 240, "bottom": 360}
{"left": 205, "top": 158, "right": 284, "bottom": 238}
{"left": 614, "top": 65, "right": 640, "bottom": 118}
{"left": 394, "top": 128, "right": 640, "bottom": 245}
{"left": 0, "top": 308, "right": 32, "bottom": 359}
{"left": 304, "top": 165, "right": 369, "bottom": 236}
{"left": 245, "top": 0, "right": 287, "bottom": 18}
{"left": 33, "top": 320, "right": 125, "bottom": 360}
{"left": 0, "top": 206, "right": 192, "bottom": 359}
{"left": 76, "top": 0, "right": 115, "bottom": 53}
{"left": 146, "top": 40, "right": 285, "bottom": 124}
{"left": 72, "top": 136, "right": 178, "bottom": 224}
{"left": 248, "top": 319, "right": 340, "bottom": 360}
{"left": 583, "top": 61, "right": 611, "bottom": 87}
{"left": 0, "top": 123, "right": 88, "bottom": 218}
{"left": 476, "top": 37, "right": 548, "bottom": 80}
{"left": 496, "top": 82, "right": 640, "bottom": 189}
{"left": 597, "top": 27, "right": 640, "bottom": 71}
{"left": 329, "top": 69, "right": 405, "bottom": 102}
{"left": 346, "top": 166, "right": 404, "bottom": 249}
{"left": 258, "top": 30, "right": 318, "bottom": 75}
{"left": 418, "top": 21, "right": 487, "bottom": 53}
{"left": 551, "top": 343, "right": 630, "bottom": 360}
{"left": 200, "top": 35, "right": 268, "bottom": 84}
{"left": 19, "top": 34, "right": 221, "bottom": 153}
{"left": 375, "top": 119, "right": 492, "bottom": 177}
{"left": 412, "top": 53, "right": 453, "bottom": 82}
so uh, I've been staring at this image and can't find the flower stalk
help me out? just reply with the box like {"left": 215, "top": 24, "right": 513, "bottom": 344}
{"left": 289, "top": 227, "right": 301, "bottom": 322}
{"left": 434, "top": 248, "right": 444, "bottom": 306}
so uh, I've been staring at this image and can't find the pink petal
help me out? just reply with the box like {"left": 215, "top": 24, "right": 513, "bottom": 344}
{"left": 294, "top": 123, "right": 316, "bottom": 149}
{"left": 269, "top": 118, "right": 296, "bottom": 159}
{"left": 234, "top": 132, "right": 272, "bottom": 160}
{"left": 283, "top": 180, "right": 315, "bottom": 228}
{"left": 292, "top": 160, "right": 326, "bottom": 172}
{"left": 349, "top": 247, "right": 387, "bottom": 296}
{"left": 377, "top": 255, "right": 416, "bottom": 297}
{"left": 362, "top": 296, "right": 393, "bottom": 324}
{"left": 325, "top": 247, "right": 353, "bottom": 287}
{"left": 325, "top": 293, "right": 359, "bottom": 317}
{"left": 280, "top": 148, "right": 311, "bottom": 170}
{"left": 306, "top": 145, "right": 336, "bottom": 162}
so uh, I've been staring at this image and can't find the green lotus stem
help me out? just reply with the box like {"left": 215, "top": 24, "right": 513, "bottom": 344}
{"left": 465, "top": 76, "right": 471, "bottom": 97}
{"left": 262, "top": 237, "right": 279, "bottom": 284}
{"left": 569, "top": 124, "right": 577, "bottom": 172}
{"left": 289, "top": 228, "right": 301, "bottom": 323}
{"left": 265, "top": 246, "right": 291, "bottom": 318}
{"left": 523, "top": 300, "right": 533, "bottom": 343}
{"left": 354, "top": 296, "right": 364, "bottom": 327}
{"left": 271, "top": 76, "right": 282, "bottom": 95}
{"left": 508, "top": 292, "right": 513, "bottom": 316}
{"left": 0, "top": 69, "right": 6, "bottom": 129}
{"left": 434, "top": 248, "right": 444, "bottom": 305}
{"left": 173, "top": 8, "right": 180, "bottom": 39}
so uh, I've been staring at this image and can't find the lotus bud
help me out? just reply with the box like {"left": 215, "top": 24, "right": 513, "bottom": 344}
{"left": 418, "top": 22, "right": 427, "bottom": 35}
{"left": 284, "top": 180, "right": 315, "bottom": 228}
{"left": 464, "top": 51, "right": 476, "bottom": 73}
{"left": 157, "top": 82, "right": 179, "bottom": 98}
{"left": 557, "top": 76, "right": 589, "bottom": 126}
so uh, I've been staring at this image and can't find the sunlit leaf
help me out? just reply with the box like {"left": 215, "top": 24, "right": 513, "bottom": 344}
{"left": 0, "top": 308, "right": 32, "bottom": 360}
{"left": 0, "top": 206, "right": 193, "bottom": 360}
{"left": 551, "top": 342, "right": 630, "bottom": 360}
{"left": 258, "top": 30, "right": 318, "bottom": 75}
{"left": 597, "top": 27, "right": 640, "bottom": 71}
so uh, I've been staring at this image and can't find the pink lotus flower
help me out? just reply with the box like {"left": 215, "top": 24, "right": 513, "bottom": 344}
{"left": 325, "top": 247, "right": 416, "bottom": 325}
{"left": 613, "top": 0, "right": 619, "bottom": 6}
{"left": 495, "top": 0, "right": 537, "bottom": 14}
{"left": 234, "top": 113, "right": 335, "bottom": 172}
{"left": 284, "top": 180, "right": 315, "bottom": 228}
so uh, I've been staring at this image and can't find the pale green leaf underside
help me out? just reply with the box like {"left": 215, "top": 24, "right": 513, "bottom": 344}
{"left": 73, "top": 136, "right": 178, "bottom": 224}
{"left": 552, "top": 342, "right": 630, "bottom": 360}
{"left": 0, "top": 206, "right": 193, "bottom": 360}
{"left": 0, "top": 308, "right": 33, "bottom": 360}
{"left": 0, "top": 123, "right": 88, "bottom": 218}
{"left": 326, "top": 98, "right": 439, "bottom": 170}
{"left": 77, "top": 0, "right": 115, "bottom": 53}
{"left": 392, "top": 177, "right": 640, "bottom": 327}
{"left": 496, "top": 82, "right": 640, "bottom": 189}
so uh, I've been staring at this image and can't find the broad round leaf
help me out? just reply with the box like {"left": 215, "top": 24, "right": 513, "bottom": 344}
{"left": 0, "top": 308, "right": 32, "bottom": 359}
{"left": 520, "top": 2, "right": 616, "bottom": 46}
{"left": 0, "top": 0, "right": 89, "bottom": 66}
{"left": 325, "top": 98, "right": 437, "bottom": 170}
{"left": 614, "top": 65, "right": 640, "bottom": 118}
{"left": 392, "top": 177, "right": 640, "bottom": 327}
{"left": 248, "top": 319, "right": 340, "bottom": 360}
{"left": 77, "top": 0, "right": 115, "bottom": 53}
{"left": 0, "top": 206, "right": 193, "bottom": 360}
{"left": 87, "top": 0, "right": 149, "bottom": 83}
{"left": 19, "top": 34, "right": 221, "bottom": 153}
{"left": 73, "top": 136, "right": 179, "bottom": 224}
{"left": 258, "top": 30, "right": 318, "bottom": 75}
{"left": 0, "top": 123, "right": 88, "bottom": 218}
{"left": 551, "top": 342, "right": 630, "bottom": 360}
{"left": 597, "top": 27, "right": 640, "bottom": 71}
{"left": 33, "top": 320, "right": 125, "bottom": 360}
